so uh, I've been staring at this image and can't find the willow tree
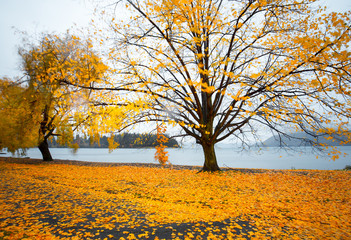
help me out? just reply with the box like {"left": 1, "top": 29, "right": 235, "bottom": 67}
{"left": 2, "top": 33, "right": 110, "bottom": 161}
{"left": 97, "top": 0, "right": 351, "bottom": 171}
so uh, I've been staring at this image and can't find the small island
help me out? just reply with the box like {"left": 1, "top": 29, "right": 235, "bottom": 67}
{"left": 49, "top": 133, "right": 180, "bottom": 149}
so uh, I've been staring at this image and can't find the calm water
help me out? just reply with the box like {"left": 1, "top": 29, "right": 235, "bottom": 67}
{"left": 2, "top": 146, "right": 351, "bottom": 170}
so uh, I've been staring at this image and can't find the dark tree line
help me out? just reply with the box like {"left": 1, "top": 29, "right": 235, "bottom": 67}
{"left": 49, "top": 133, "right": 179, "bottom": 148}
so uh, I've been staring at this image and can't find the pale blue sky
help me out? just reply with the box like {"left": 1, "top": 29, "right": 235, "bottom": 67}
{"left": 0, "top": 0, "right": 350, "bottom": 79}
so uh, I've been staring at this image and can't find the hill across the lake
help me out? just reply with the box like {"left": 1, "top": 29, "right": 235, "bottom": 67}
{"left": 262, "top": 132, "right": 351, "bottom": 147}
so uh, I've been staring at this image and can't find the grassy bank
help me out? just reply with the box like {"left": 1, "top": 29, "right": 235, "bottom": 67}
{"left": 0, "top": 157, "right": 350, "bottom": 239}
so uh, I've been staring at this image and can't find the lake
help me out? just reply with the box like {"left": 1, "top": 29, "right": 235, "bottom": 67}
{"left": 2, "top": 145, "right": 351, "bottom": 170}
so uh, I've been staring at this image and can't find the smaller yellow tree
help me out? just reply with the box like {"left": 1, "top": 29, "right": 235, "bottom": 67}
{"left": 0, "top": 33, "right": 110, "bottom": 161}
{"left": 154, "top": 123, "right": 169, "bottom": 166}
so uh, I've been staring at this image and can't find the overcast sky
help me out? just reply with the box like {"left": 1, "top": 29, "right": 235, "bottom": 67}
{"left": 1, "top": 0, "right": 350, "bottom": 79}
{"left": 0, "top": 0, "right": 94, "bottom": 78}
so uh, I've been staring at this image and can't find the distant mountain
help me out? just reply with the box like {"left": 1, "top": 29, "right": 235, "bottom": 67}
{"left": 262, "top": 132, "right": 351, "bottom": 147}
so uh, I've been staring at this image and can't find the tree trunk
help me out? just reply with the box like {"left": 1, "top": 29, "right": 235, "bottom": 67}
{"left": 201, "top": 142, "right": 221, "bottom": 172}
{"left": 38, "top": 139, "right": 53, "bottom": 161}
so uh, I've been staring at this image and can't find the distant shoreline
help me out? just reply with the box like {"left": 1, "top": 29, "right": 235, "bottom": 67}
{"left": 48, "top": 146, "right": 181, "bottom": 149}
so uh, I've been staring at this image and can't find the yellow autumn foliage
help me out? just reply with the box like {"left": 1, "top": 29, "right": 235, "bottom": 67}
{"left": 154, "top": 124, "right": 169, "bottom": 166}
{"left": 0, "top": 159, "right": 350, "bottom": 239}
{"left": 0, "top": 79, "right": 42, "bottom": 153}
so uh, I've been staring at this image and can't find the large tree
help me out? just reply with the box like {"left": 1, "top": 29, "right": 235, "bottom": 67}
{"left": 0, "top": 33, "right": 109, "bottom": 161}
{"left": 93, "top": 0, "right": 351, "bottom": 171}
